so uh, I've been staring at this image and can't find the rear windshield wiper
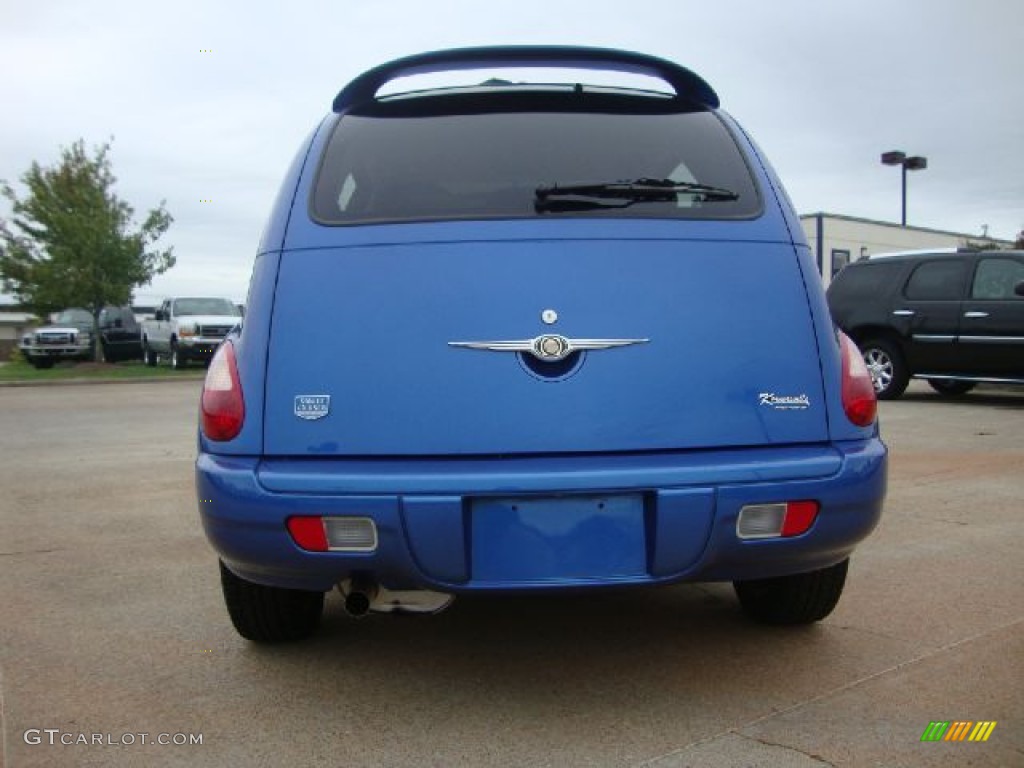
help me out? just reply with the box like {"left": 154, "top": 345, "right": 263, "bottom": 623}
{"left": 534, "top": 177, "right": 739, "bottom": 212}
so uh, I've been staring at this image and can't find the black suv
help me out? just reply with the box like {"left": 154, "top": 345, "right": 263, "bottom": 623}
{"left": 827, "top": 249, "right": 1024, "bottom": 399}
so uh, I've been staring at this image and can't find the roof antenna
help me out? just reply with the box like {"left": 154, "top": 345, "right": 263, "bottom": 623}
{"left": 574, "top": 83, "right": 584, "bottom": 94}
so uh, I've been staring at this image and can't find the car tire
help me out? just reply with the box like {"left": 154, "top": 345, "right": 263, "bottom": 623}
{"left": 860, "top": 339, "right": 909, "bottom": 400}
{"left": 143, "top": 341, "right": 157, "bottom": 367}
{"left": 927, "top": 379, "right": 977, "bottom": 397}
{"left": 170, "top": 341, "right": 186, "bottom": 370}
{"left": 734, "top": 558, "right": 849, "bottom": 626}
{"left": 219, "top": 561, "right": 325, "bottom": 642}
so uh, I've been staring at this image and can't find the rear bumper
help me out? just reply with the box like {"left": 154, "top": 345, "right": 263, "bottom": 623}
{"left": 197, "top": 440, "right": 886, "bottom": 592}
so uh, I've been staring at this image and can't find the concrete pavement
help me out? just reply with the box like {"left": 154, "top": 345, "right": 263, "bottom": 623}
{"left": 0, "top": 380, "right": 1020, "bottom": 767}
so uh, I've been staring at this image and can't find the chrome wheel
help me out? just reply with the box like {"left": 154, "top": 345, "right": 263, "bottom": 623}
{"left": 863, "top": 348, "right": 893, "bottom": 394}
{"left": 859, "top": 339, "right": 908, "bottom": 400}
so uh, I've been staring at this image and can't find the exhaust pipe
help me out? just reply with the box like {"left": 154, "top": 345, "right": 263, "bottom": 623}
{"left": 341, "top": 579, "right": 378, "bottom": 618}
{"left": 344, "top": 590, "right": 373, "bottom": 617}
{"left": 338, "top": 579, "right": 454, "bottom": 616}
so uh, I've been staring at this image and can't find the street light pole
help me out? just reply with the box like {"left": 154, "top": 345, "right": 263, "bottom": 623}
{"left": 901, "top": 162, "right": 907, "bottom": 225}
{"left": 881, "top": 151, "right": 928, "bottom": 226}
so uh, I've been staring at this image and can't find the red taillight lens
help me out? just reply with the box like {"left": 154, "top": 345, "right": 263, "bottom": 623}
{"left": 780, "top": 500, "right": 819, "bottom": 537}
{"left": 286, "top": 517, "right": 328, "bottom": 552}
{"left": 737, "top": 500, "right": 820, "bottom": 539}
{"left": 839, "top": 332, "right": 877, "bottom": 427}
{"left": 201, "top": 342, "right": 244, "bottom": 441}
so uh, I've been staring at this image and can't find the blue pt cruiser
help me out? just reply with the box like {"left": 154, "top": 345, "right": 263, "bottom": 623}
{"left": 197, "top": 47, "right": 886, "bottom": 642}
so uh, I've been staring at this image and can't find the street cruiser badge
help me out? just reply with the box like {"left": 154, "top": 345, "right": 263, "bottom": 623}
{"left": 759, "top": 392, "right": 811, "bottom": 410}
{"left": 448, "top": 334, "right": 648, "bottom": 363}
{"left": 294, "top": 395, "right": 331, "bottom": 420}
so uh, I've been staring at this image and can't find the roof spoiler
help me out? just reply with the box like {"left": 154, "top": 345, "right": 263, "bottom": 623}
{"left": 332, "top": 46, "right": 720, "bottom": 112}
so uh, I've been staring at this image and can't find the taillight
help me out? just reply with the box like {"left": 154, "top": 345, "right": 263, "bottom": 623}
{"left": 286, "top": 516, "right": 378, "bottom": 552}
{"left": 201, "top": 342, "right": 244, "bottom": 441}
{"left": 737, "top": 501, "right": 820, "bottom": 539}
{"left": 839, "top": 332, "right": 877, "bottom": 427}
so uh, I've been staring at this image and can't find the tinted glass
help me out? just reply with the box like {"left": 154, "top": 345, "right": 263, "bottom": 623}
{"left": 828, "top": 262, "right": 901, "bottom": 299}
{"left": 903, "top": 260, "right": 967, "bottom": 301}
{"left": 312, "top": 92, "right": 760, "bottom": 224}
{"left": 971, "top": 257, "right": 1024, "bottom": 300}
{"left": 173, "top": 298, "right": 240, "bottom": 317}
{"left": 55, "top": 309, "right": 93, "bottom": 325}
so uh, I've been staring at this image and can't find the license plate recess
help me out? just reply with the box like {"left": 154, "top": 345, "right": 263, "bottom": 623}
{"left": 470, "top": 493, "right": 647, "bottom": 582}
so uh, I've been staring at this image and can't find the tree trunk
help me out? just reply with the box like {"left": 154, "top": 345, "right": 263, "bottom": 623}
{"left": 93, "top": 309, "right": 104, "bottom": 363}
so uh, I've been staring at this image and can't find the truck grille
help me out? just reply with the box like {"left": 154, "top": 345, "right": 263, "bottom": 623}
{"left": 198, "top": 324, "right": 233, "bottom": 339}
{"left": 36, "top": 333, "right": 72, "bottom": 345}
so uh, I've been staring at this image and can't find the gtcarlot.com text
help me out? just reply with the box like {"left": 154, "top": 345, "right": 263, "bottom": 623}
{"left": 24, "top": 729, "right": 203, "bottom": 746}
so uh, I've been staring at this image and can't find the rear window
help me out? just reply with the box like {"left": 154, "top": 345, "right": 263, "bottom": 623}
{"left": 312, "top": 91, "right": 761, "bottom": 225}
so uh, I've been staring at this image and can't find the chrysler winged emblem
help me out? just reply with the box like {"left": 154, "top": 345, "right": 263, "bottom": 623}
{"left": 448, "top": 334, "right": 648, "bottom": 362}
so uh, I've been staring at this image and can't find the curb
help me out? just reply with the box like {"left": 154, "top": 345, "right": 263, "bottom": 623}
{"left": 0, "top": 375, "right": 205, "bottom": 388}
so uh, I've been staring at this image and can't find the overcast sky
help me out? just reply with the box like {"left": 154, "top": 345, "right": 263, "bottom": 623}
{"left": 2, "top": 0, "right": 1021, "bottom": 304}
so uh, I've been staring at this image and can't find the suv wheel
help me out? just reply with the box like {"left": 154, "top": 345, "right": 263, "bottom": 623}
{"left": 861, "top": 339, "right": 909, "bottom": 400}
{"left": 219, "top": 561, "right": 325, "bottom": 642}
{"left": 143, "top": 343, "right": 157, "bottom": 366}
{"left": 928, "top": 379, "right": 977, "bottom": 397}
{"left": 734, "top": 558, "right": 849, "bottom": 625}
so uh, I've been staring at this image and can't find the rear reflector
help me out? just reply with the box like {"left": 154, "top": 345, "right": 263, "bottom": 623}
{"left": 287, "top": 516, "right": 378, "bottom": 552}
{"left": 287, "top": 517, "right": 328, "bottom": 551}
{"left": 780, "top": 500, "right": 819, "bottom": 537}
{"left": 737, "top": 501, "right": 820, "bottom": 539}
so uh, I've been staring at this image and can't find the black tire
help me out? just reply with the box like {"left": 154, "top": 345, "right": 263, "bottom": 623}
{"left": 170, "top": 340, "right": 186, "bottom": 370}
{"left": 927, "top": 379, "right": 977, "bottom": 397}
{"left": 29, "top": 357, "right": 55, "bottom": 370}
{"left": 219, "top": 561, "right": 325, "bottom": 642}
{"left": 734, "top": 558, "right": 849, "bottom": 626}
{"left": 143, "top": 341, "right": 157, "bottom": 367}
{"left": 860, "top": 338, "right": 909, "bottom": 400}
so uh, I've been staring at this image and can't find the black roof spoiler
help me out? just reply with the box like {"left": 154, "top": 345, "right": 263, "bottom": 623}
{"left": 332, "top": 46, "right": 720, "bottom": 113}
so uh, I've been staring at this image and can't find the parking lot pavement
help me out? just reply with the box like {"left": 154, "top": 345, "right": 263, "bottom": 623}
{"left": 0, "top": 380, "right": 1021, "bottom": 767}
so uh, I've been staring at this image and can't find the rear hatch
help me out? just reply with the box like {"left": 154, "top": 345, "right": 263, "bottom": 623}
{"left": 263, "top": 236, "right": 827, "bottom": 456}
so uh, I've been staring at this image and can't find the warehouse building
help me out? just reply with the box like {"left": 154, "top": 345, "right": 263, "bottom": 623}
{"left": 800, "top": 213, "right": 1013, "bottom": 286}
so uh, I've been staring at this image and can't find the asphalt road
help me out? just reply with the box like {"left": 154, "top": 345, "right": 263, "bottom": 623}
{"left": 0, "top": 380, "right": 1021, "bottom": 767}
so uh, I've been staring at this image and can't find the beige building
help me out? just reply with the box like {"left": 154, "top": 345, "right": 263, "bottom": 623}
{"left": 0, "top": 311, "right": 36, "bottom": 359}
{"left": 800, "top": 213, "right": 1012, "bottom": 286}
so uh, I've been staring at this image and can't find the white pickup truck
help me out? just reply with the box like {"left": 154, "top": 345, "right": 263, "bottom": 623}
{"left": 141, "top": 297, "right": 241, "bottom": 369}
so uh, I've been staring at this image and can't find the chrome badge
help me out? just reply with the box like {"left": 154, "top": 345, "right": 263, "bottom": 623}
{"left": 294, "top": 395, "right": 331, "bottom": 420}
{"left": 449, "top": 334, "right": 648, "bottom": 362}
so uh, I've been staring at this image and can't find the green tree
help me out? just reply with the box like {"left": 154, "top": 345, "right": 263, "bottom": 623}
{"left": 0, "top": 139, "right": 174, "bottom": 361}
